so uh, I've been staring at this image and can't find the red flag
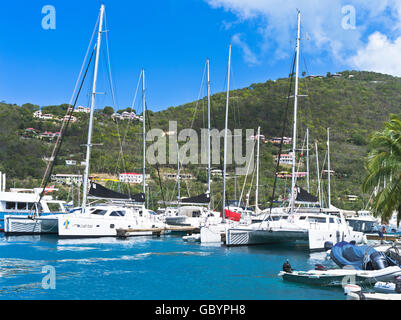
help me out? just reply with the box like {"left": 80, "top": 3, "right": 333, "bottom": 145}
{"left": 224, "top": 208, "right": 241, "bottom": 222}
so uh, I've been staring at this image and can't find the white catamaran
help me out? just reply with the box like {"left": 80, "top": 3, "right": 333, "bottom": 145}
{"left": 223, "top": 11, "right": 365, "bottom": 250}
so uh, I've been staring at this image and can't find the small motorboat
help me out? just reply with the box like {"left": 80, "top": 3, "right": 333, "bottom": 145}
{"left": 344, "top": 284, "right": 401, "bottom": 300}
{"left": 182, "top": 233, "right": 201, "bottom": 242}
{"left": 279, "top": 266, "right": 401, "bottom": 286}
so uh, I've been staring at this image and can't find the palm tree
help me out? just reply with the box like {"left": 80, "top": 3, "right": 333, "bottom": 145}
{"left": 362, "top": 114, "right": 401, "bottom": 225}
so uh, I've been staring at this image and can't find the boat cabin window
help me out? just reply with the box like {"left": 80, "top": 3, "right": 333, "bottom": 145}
{"left": 6, "top": 202, "right": 16, "bottom": 210}
{"left": 91, "top": 209, "right": 108, "bottom": 216}
{"left": 27, "top": 203, "right": 36, "bottom": 211}
{"left": 109, "top": 211, "right": 125, "bottom": 217}
{"left": 329, "top": 218, "right": 335, "bottom": 223}
{"left": 309, "top": 217, "right": 327, "bottom": 223}
{"left": 48, "top": 203, "right": 62, "bottom": 212}
{"left": 16, "top": 202, "right": 27, "bottom": 210}
{"left": 299, "top": 216, "right": 306, "bottom": 220}
{"left": 192, "top": 211, "right": 201, "bottom": 218}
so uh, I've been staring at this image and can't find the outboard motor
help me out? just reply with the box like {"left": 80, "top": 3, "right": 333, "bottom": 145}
{"left": 370, "top": 251, "right": 389, "bottom": 270}
{"left": 324, "top": 241, "right": 333, "bottom": 251}
{"left": 395, "top": 277, "right": 401, "bottom": 294}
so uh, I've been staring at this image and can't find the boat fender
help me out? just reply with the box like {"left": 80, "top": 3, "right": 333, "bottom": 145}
{"left": 370, "top": 251, "right": 389, "bottom": 270}
{"left": 324, "top": 241, "right": 333, "bottom": 251}
{"left": 315, "top": 264, "right": 328, "bottom": 271}
{"left": 344, "top": 284, "right": 362, "bottom": 296}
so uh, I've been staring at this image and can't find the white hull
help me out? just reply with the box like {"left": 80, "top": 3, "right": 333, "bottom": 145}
{"left": 4, "top": 215, "right": 59, "bottom": 234}
{"left": 58, "top": 214, "right": 164, "bottom": 238}
{"left": 225, "top": 218, "right": 365, "bottom": 250}
{"left": 347, "top": 292, "right": 401, "bottom": 300}
{"left": 282, "top": 266, "right": 401, "bottom": 287}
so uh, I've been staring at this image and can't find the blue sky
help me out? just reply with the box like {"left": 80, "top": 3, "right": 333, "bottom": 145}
{"left": 1, "top": 0, "right": 401, "bottom": 112}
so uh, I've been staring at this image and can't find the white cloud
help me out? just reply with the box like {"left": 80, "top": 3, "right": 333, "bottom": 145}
{"left": 349, "top": 32, "right": 401, "bottom": 76}
{"left": 231, "top": 33, "right": 260, "bottom": 65}
{"left": 205, "top": 0, "right": 401, "bottom": 71}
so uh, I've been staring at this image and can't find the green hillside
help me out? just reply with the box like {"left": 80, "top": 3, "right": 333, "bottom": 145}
{"left": 1, "top": 70, "right": 400, "bottom": 211}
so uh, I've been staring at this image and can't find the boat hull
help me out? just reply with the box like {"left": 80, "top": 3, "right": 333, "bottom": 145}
{"left": 4, "top": 215, "right": 59, "bottom": 235}
{"left": 57, "top": 215, "right": 162, "bottom": 238}
{"left": 226, "top": 223, "right": 365, "bottom": 251}
{"left": 280, "top": 266, "right": 401, "bottom": 287}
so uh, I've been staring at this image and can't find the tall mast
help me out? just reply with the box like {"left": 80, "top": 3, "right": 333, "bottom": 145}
{"left": 222, "top": 44, "right": 232, "bottom": 222}
{"left": 255, "top": 126, "right": 261, "bottom": 214}
{"left": 142, "top": 69, "right": 146, "bottom": 196}
{"left": 315, "top": 141, "right": 322, "bottom": 207}
{"left": 82, "top": 4, "right": 105, "bottom": 213}
{"left": 177, "top": 142, "right": 181, "bottom": 207}
{"left": 207, "top": 59, "right": 211, "bottom": 208}
{"left": 327, "top": 127, "right": 331, "bottom": 208}
{"left": 290, "top": 11, "right": 301, "bottom": 215}
{"left": 306, "top": 127, "right": 310, "bottom": 193}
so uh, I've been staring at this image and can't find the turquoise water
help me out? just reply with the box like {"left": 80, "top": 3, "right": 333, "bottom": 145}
{"left": 0, "top": 233, "right": 346, "bottom": 300}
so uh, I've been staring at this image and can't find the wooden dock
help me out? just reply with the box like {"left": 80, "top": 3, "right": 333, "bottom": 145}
{"left": 366, "top": 233, "right": 400, "bottom": 241}
{"left": 116, "top": 226, "right": 199, "bottom": 238}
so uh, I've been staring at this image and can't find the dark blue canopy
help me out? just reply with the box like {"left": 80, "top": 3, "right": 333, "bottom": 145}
{"left": 330, "top": 241, "right": 377, "bottom": 270}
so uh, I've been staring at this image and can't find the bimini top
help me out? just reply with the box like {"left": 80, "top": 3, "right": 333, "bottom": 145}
{"left": 88, "top": 182, "right": 145, "bottom": 203}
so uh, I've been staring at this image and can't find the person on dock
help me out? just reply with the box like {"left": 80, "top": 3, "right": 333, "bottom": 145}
{"left": 283, "top": 259, "right": 293, "bottom": 273}
{"left": 378, "top": 225, "right": 387, "bottom": 244}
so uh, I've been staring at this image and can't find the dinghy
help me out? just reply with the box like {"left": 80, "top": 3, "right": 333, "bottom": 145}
{"left": 279, "top": 241, "right": 401, "bottom": 286}
{"left": 344, "top": 284, "right": 401, "bottom": 300}
{"left": 279, "top": 266, "right": 401, "bottom": 286}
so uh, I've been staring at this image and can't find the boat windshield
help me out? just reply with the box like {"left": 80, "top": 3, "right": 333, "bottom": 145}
{"left": 109, "top": 211, "right": 126, "bottom": 217}
{"left": 91, "top": 209, "right": 108, "bottom": 216}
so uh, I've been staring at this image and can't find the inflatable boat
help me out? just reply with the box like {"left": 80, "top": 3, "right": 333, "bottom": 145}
{"left": 279, "top": 266, "right": 401, "bottom": 286}
{"left": 344, "top": 284, "right": 401, "bottom": 300}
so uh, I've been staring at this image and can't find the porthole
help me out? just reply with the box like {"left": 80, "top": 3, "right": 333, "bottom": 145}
{"left": 110, "top": 224, "right": 115, "bottom": 229}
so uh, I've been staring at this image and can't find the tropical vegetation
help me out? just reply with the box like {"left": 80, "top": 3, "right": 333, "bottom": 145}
{"left": 363, "top": 114, "right": 401, "bottom": 224}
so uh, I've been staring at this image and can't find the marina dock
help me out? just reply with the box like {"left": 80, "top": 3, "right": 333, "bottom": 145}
{"left": 366, "top": 233, "right": 401, "bottom": 241}
{"left": 116, "top": 226, "right": 200, "bottom": 238}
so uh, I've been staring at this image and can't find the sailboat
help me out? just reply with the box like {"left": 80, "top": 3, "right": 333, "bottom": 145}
{"left": 199, "top": 46, "right": 254, "bottom": 243}
{"left": 164, "top": 59, "right": 221, "bottom": 230}
{"left": 5, "top": 5, "right": 165, "bottom": 237}
{"left": 320, "top": 128, "right": 380, "bottom": 233}
{"left": 58, "top": 7, "right": 166, "bottom": 238}
{"left": 224, "top": 11, "right": 365, "bottom": 250}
